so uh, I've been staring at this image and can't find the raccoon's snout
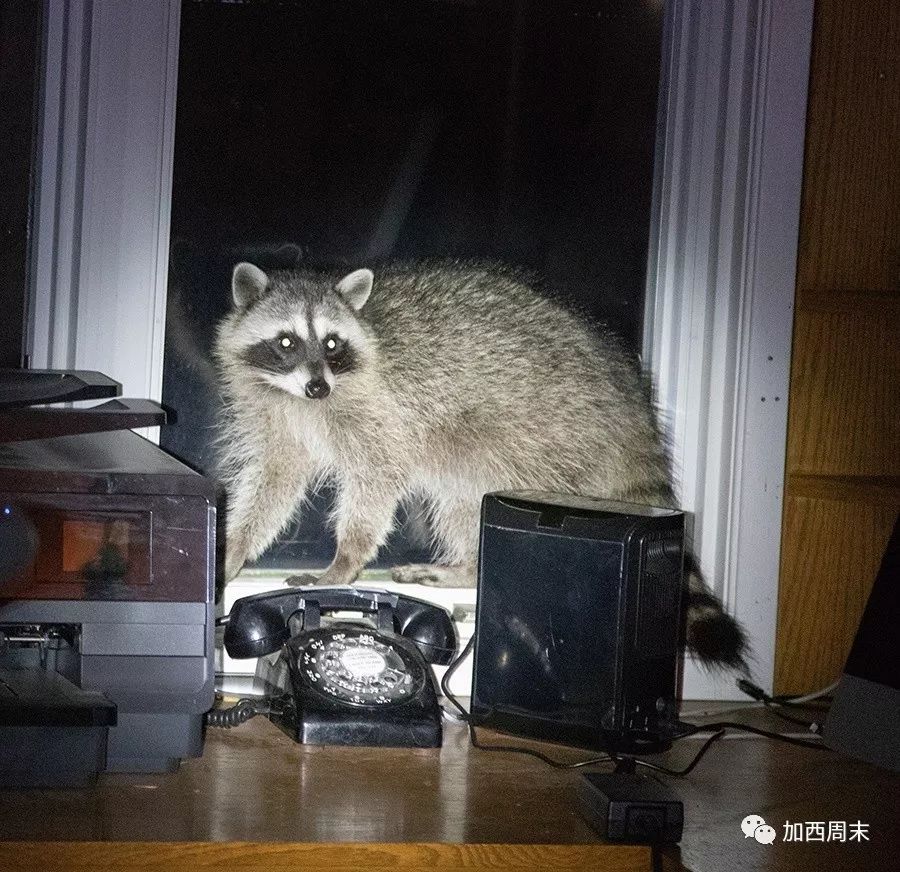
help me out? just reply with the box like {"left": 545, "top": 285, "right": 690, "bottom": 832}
{"left": 305, "top": 377, "right": 331, "bottom": 400}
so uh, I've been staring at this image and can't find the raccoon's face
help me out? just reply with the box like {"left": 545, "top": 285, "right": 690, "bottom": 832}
{"left": 223, "top": 262, "right": 374, "bottom": 401}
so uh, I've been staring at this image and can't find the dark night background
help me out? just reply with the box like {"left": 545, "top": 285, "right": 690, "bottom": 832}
{"left": 0, "top": 2, "right": 40, "bottom": 369}
{"left": 162, "top": 0, "right": 664, "bottom": 569}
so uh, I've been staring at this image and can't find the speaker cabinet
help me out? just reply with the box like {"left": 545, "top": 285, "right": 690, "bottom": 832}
{"left": 471, "top": 492, "right": 684, "bottom": 754}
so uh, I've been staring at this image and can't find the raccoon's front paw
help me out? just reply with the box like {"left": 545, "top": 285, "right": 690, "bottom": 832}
{"left": 391, "top": 564, "right": 475, "bottom": 588}
{"left": 284, "top": 573, "right": 320, "bottom": 588}
{"left": 223, "top": 548, "right": 247, "bottom": 583}
{"left": 313, "top": 565, "right": 360, "bottom": 587}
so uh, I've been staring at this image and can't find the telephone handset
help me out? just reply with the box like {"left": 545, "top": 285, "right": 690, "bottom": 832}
{"left": 223, "top": 583, "right": 458, "bottom": 748}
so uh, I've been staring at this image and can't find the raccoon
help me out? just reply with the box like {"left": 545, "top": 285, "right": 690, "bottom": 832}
{"left": 213, "top": 259, "right": 747, "bottom": 667}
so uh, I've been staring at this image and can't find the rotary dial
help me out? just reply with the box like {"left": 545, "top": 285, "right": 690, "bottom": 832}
{"left": 296, "top": 628, "right": 423, "bottom": 706}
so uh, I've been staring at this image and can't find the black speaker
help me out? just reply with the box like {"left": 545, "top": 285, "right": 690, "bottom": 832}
{"left": 470, "top": 491, "right": 684, "bottom": 754}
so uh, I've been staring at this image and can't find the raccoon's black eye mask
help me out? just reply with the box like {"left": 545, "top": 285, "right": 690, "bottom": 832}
{"left": 323, "top": 333, "right": 344, "bottom": 356}
{"left": 241, "top": 332, "right": 304, "bottom": 374}
{"left": 322, "top": 333, "right": 356, "bottom": 375}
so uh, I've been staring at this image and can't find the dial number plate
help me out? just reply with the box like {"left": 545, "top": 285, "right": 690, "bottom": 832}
{"left": 297, "top": 628, "right": 424, "bottom": 707}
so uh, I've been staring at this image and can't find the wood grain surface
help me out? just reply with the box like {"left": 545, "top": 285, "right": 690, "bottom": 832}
{"left": 0, "top": 720, "right": 602, "bottom": 845}
{"left": 786, "top": 309, "right": 899, "bottom": 479}
{"left": 776, "top": 494, "right": 897, "bottom": 690}
{"left": 2, "top": 712, "right": 899, "bottom": 872}
{"left": 776, "top": 0, "right": 900, "bottom": 692}
{"left": 0, "top": 841, "right": 650, "bottom": 872}
{"left": 794, "top": 0, "right": 899, "bottom": 294}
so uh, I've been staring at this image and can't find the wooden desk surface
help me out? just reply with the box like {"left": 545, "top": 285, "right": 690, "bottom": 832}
{"left": 0, "top": 705, "right": 898, "bottom": 872}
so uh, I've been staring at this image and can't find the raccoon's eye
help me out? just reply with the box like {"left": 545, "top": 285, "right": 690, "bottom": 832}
{"left": 277, "top": 333, "right": 295, "bottom": 349}
{"left": 323, "top": 334, "right": 345, "bottom": 357}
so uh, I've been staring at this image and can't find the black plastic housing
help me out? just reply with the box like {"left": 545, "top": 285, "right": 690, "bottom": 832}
{"left": 471, "top": 491, "right": 684, "bottom": 754}
{"left": 0, "top": 429, "right": 216, "bottom": 780}
{"left": 268, "top": 627, "right": 444, "bottom": 748}
{"left": 0, "top": 667, "right": 117, "bottom": 787}
{"left": 0, "top": 369, "right": 120, "bottom": 409}
{"left": 223, "top": 586, "right": 456, "bottom": 749}
{"left": 577, "top": 772, "right": 683, "bottom": 843}
{"left": 224, "top": 586, "right": 457, "bottom": 665}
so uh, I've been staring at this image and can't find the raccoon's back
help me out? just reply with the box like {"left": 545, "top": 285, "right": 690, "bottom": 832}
{"left": 360, "top": 261, "right": 668, "bottom": 494}
{"left": 364, "top": 261, "right": 650, "bottom": 422}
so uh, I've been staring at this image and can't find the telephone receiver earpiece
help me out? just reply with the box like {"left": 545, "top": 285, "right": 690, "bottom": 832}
{"left": 223, "top": 585, "right": 458, "bottom": 664}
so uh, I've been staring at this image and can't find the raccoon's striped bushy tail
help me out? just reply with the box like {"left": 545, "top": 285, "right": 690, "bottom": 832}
{"left": 683, "top": 554, "right": 749, "bottom": 670}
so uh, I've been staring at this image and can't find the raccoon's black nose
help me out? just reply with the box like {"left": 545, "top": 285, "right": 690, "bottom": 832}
{"left": 305, "top": 378, "right": 331, "bottom": 399}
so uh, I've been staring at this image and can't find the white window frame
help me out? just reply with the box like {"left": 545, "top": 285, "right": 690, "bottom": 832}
{"left": 28, "top": 0, "right": 814, "bottom": 699}
{"left": 644, "top": 0, "right": 813, "bottom": 697}
{"left": 28, "top": 0, "right": 180, "bottom": 417}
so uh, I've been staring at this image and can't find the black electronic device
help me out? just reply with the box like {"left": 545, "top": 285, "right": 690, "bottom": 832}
{"left": 0, "top": 368, "right": 167, "bottom": 442}
{"left": 577, "top": 772, "right": 683, "bottom": 843}
{"left": 223, "top": 585, "right": 457, "bottom": 748}
{"left": 471, "top": 491, "right": 685, "bottom": 754}
{"left": 0, "top": 369, "right": 215, "bottom": 786}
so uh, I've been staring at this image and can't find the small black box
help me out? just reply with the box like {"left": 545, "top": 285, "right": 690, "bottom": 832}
{"left": 577, "top": 772, "right": 683, "bottom": 843}
{"left": 471, "top": 492, "right": 684, "bottom": 754}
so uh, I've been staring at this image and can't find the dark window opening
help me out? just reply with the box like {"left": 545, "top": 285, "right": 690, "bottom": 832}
{"left": 162, "top": 0, "right": 664, "bottom": 570}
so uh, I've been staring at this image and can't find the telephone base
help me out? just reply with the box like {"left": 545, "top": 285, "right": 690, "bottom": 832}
{"left": 263, "top": 625, "right": 445, "bottom": 748}
{"left": 221, "top": 586, "right": 456, "bottom": 749}
{"left": 270, "top": 697, "right": 443, "bottom": 748}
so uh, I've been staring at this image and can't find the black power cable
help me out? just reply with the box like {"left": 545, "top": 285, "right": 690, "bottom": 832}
{"left": 440, "top": 635, "right": 831, "bottom": 776}
{"left": 736, "top": 678, "right": 826, "bottom": 733}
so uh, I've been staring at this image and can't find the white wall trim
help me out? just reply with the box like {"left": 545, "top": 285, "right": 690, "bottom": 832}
{"left": 644, "top": 0, "right": 814, "bottom": 698}
{"left": 29, "top": 0, "right": 180, "bottom": 422}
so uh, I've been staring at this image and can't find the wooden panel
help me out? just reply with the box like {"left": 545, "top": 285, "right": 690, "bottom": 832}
{"left": 0, "top": 721, "right": 606, "bottom": 845}
{"left": 795, "top": 0, "right": 900, "bottom": 293}
{"left": 775, "top": 492, "right": 897, "bottom": 694}
{"left": 0, "top": 842, "right": 653, "bottom": 872}
{"left": 777, "top": 0, "right": 900, "bottom": 692}
{"left": 788, "top": 474, "right": 900, "bottom": 506}
{"left": 786, "top": 309, "right": 899, "bottom": 477}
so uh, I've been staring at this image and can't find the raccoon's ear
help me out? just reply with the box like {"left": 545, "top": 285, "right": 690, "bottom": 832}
{"left": 335, "top": 268, "right": 374, "bottom": 311}
{"left": 232, "top": 262, "right": 269, "bottom": 307}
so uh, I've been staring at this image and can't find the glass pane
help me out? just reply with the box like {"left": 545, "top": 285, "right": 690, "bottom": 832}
{"left": 1, "top": 500, "right": 151, "bottom": 600}
{"left": 162, "top": 0, "right": 664, "bottom": 570}
{"left": 0, "top": 0, "right": 41, "bottom": 367}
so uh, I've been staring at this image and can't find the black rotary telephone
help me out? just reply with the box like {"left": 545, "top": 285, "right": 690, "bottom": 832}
{"left": 222, "top": 584, "right": 458, "bottom": 748}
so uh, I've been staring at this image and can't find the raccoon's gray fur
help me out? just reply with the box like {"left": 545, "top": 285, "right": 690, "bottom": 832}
{"left": 214, "top": 259, "right": 747, "bottom": 668}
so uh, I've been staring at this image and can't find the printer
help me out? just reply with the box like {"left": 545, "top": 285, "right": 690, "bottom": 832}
{"left": 0, "top": 369, "right": 215, "bottom": 786}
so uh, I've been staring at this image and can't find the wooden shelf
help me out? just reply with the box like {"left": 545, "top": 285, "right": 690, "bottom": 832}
{"left": 3, "top": 710, "right": 900, "bottom": 871}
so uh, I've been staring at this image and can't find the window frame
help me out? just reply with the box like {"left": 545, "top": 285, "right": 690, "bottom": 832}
{"left": 28, "top": 0, "right": 814, "bottom": 699}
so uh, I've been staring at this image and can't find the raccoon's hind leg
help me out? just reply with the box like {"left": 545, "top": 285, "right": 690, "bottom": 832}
{"left": 391, "top": 493, "right": 479, "bottom": 588}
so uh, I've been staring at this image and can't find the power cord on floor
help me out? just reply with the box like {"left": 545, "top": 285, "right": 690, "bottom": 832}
{"left": 440, "top": 636, "right": 832, "bottom": 777}
{"left": 736, "top": 678, "right": 833, "bottom": 735}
